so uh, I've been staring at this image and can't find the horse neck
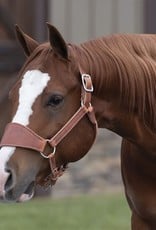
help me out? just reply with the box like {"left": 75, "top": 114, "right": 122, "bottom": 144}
{"left": 74, "top": 39, "right": 119, "bottom": 99}
{"left": 71, "top": 37, "right": 156, "bottom": 154}
{"left": 70, "top": 38, "right": 127, "bottom": 128}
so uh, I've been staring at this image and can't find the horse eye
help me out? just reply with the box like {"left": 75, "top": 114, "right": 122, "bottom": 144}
{"left": 47, "top": 94, "right": 64, "bottom": 107}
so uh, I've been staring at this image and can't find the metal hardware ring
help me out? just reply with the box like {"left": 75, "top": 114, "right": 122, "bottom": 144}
{"left": 40, "top": 146, "right": 56, "bottom": 159}
{"left": 81, "top": 74, "right": 94, "bottom": 92}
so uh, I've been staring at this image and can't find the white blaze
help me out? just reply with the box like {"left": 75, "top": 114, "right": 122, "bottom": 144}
{"left": 0, "top": 70, "right": 50, "bottom": 195}
{"left": 12, "top": 70, "right": 50, "bottom": 125}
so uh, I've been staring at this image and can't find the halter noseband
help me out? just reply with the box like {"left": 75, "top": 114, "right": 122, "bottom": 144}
{"left": 0, "top": 69, "right": 97, "bottom": 187}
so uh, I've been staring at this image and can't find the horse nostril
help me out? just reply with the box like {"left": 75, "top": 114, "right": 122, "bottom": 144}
{"left": 4, "top": 168, "right": 15, "bottom": 192}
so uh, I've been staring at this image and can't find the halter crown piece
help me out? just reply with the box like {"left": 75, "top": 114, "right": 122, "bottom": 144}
{"left": 0, "top": 67, "right": 97, "bottom": 187}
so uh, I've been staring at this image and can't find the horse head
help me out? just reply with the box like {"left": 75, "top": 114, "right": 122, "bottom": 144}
{"left": 0, "top": 24, "right": 97, "bottom": 202}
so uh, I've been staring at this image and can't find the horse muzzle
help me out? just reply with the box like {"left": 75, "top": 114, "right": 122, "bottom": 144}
{"left": 0, "top": 164, "right": 35, "bottom": 202}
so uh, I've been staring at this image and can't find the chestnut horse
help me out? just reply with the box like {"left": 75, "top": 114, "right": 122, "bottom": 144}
{"left": 0, "top": 24, "right": 156, "bottom": 229}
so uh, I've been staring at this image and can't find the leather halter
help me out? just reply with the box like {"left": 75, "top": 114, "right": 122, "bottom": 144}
{"left": 0, "top": 69, "right": 97, "bottom": 187}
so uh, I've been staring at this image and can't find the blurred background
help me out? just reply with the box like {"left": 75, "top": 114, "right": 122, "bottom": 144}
{"left": 1, "top": 1, "right": 156, "bottom": 229}
{"left": 0, "top": 0, "right": 155, "bottom": 199}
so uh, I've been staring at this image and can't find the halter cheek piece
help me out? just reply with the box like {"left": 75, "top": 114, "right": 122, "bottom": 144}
{"left": 0, "top": 68, "right": 97, "bottom": 187}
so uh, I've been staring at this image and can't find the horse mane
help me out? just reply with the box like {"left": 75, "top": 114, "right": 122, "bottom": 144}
{"left": 69, "top": 34, "right": 156, "bottom": 131}
{"left": 15, "top": 34, "right": 156, "bottom": 132}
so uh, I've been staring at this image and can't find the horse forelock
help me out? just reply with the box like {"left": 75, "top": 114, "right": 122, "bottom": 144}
{"left": 70, "top": 34, "right": 156, "bottom": 131}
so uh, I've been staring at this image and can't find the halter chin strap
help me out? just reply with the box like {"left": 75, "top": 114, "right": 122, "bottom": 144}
{"left": 0, "top": 68, "right": 97, "bottom": 187}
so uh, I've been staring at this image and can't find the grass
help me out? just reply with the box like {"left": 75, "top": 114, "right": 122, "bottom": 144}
{"left": 0, "top": 193, "right": 131, "bottom": 230}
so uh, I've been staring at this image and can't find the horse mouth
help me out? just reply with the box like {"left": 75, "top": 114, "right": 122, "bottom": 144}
{"left": 4, "top": 181, "right": 35, "bottom": 203}
{"left": 18, "top": 181, "right": 35, "bottom": 202}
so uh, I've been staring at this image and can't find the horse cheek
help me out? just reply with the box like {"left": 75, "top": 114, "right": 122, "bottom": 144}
{"left": 60, "top": 120, "right": 96, "bottom": 163}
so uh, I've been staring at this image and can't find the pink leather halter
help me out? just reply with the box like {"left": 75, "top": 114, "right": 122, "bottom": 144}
{"left": 0, "top": 69, "right": 97, "bottom": 187}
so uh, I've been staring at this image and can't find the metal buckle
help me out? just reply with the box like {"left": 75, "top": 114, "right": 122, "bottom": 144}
{"left": 81, "top": 74, "right": 93, "bottom": 92}
{"left": 40, "top": 146, "right": 56, "bottom": 159}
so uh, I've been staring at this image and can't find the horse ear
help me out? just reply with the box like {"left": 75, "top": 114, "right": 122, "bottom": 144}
{"left": 15, "top": 25, "right": 39, "bottom": 56}
{"left": 47, "top": 23, "right": 68, "bottom": 60}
